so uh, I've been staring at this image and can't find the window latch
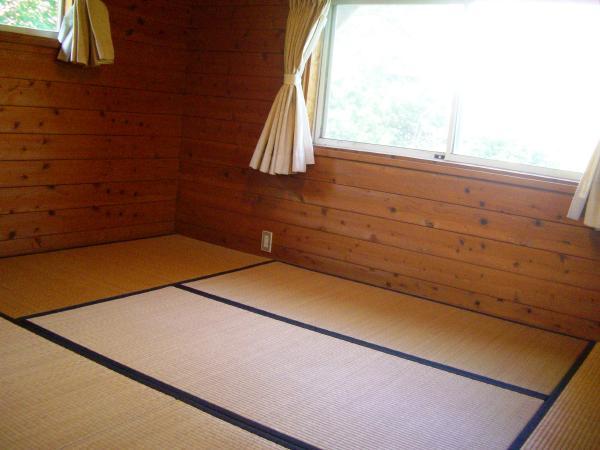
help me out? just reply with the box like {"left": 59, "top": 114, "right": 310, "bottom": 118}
{"left": 434, "top": 154, "right": 445, "bottom": 160}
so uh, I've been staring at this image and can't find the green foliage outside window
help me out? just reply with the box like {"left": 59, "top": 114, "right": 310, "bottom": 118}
{"left": 0, "top": 0, "right": 60, "bottom": 31}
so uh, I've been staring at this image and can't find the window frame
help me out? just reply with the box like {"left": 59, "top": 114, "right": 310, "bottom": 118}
{"left": 313, "top": 0, "right": 588, "bottom": 181}
{"left": 0, "top": 0, "right": 70, "bottom": 39}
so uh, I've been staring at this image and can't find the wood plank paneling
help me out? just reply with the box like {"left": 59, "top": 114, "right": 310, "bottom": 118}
{"left": 0, "top": 222, "right": 173, "bottom": 257}
{"left": 179, "top": 2, "right": 600, "bottom": 339}
{"left": 0, "top": 78, "right": 183, "bottom": 115}
{"left": 0, "top": 106, "right": 181, "bottom": 136}
{"left": 184, "top": 96, "right": 271, "bottom": 123}
{"left": 188, "top": 28, "right": 285, "bottom": 53}
{"left": 0, "top": 135, "right": 180, "bottom": 160}
{"left": 188, "top": 51, "right": 283, "bottom": 76}
{"left": 0, "top": 181, "right": 177, "bottom": 214}
{"left": 180, "top": 162, "right": 600, "bottom": 260}
{"left": 109, "top": 9, "right": 188, "bottom": 49}
{"left": 0, "top": 0, "right": 189, "bottom": 256}
{"left": 185, "top": 74, "right": 281, "bottom": 100}
{"left": 178, "top": 180, "right": 600, "bottom": 292}
{"left": 0, "top": 159, "right": 177, "bottom": 187}
{"left": 192, "top": 5, "right": 287, "bottom": 29}
{"left": 1, "top": 201, "right": 175, "bottom": 241}
{"left": 0, "top": 35, "right": 188, "bottom": 71}
{"left": 0, "top": 48, "right": 184, "bottom": 93}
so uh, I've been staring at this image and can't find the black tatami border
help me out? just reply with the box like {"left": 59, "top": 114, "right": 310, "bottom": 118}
{"left": 19, "top": 259, "right": 275, "bottom": 321}
{"left": 10, "top": 317, "right": 317, "bottom": 450}
{"left": 508, "top": 340, "right": 595, "bottom": 449}
{"left": 176, "top": 284, "right": 549, "bottom": 400}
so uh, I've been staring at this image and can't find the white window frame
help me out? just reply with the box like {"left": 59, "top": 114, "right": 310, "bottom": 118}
{"left": 313, "top": 0, "right": 586, "bottom": 181}
{"left": 0, "top": 0, "right": 69, "bottom": 39}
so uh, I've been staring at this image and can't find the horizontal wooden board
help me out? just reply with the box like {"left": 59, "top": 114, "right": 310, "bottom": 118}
{"left": 112, "top": 38, "right": 189, "bottom": 70}
{"left": 0, "top": 158, "right": 178, "bottom": 187}
{"left": 0, "top": 106, "right": 181, "bottom": 137}
{"left": 0, "top": 78, "right": 183, "bottom": 115}
{"left": 0, "top": 221, "right": 173, "bottom": 257}
{"left": 188, "top": 28, "right": 285, "bottom": 53}
{"left": 180, "top": 140, "right": 586, "bottom": 227}
{"left": 180, "top": 162, "right": 600, "bottom": 261}
{"left": 179, "top": 136, "right": 579, "bottom": 199}
{"left": 181, "top": 138, "right": 253, "bottom": 167}
{"left": 188, "top": 50, "right": 283, "bottom": 76}
{"left": 0, "top": 135, "right": 180, "bottom": 161}
{"left": 192, "top": 4, "right": 287, "bottom": 29}
{"left": 109, "top": 8, "right": 188, "bottom": 49}
{"left": 0, "top": 36, "right": 188, "bottom": 72}
{"left": 183, "top": 118, "right": 262, "bottom": 146}
{"left": 0, "top": 201, "right": 175, "bottom": 241}
{"left": 305, "top": 157, "right": 580, "bottom": 226}
{"left": 107, "top": 0, "right": 192, "bottom": 26}
{"left": 186, "top": 73, "right": 280, "bottom": 101}
{"left": 0, "top": 180, "right": 177, "bottom": 214}
{"left": 184, "top": 95, "right": 271, "bottom": 123}
{"left": 191, "top": 0, "right": 287, "bottom": 7}
{"left": 0, "top": 48, "right": 184, "bottom": 93}
{"left": 316, "top": 146, "right": 578, "bottom": 195}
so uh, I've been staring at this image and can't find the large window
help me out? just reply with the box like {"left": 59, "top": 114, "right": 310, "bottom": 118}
{"left": 315, "top": 0, "right": 600, "bottom": 179}
{"left": 0, "top": 0, "right": 67, "bottom": 38}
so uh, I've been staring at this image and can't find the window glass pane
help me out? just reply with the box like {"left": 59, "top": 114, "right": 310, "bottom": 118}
{"left": 454, "top": 0, "right": 600, "bottom": 173}
{"left": 322, "top": 4, "right": 463, "bottom": 153}
{"left": 0, "top": 0, "right": 61, "bottom": 32}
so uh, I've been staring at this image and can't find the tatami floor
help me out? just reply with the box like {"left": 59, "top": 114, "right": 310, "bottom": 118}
{"left": 1, "top": 234, "right": 598, "bottom": 449}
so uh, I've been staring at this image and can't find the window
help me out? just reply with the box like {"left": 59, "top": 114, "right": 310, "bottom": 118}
{"left": 315, "top": 0, "right": 600, "bottom": 180}
{"left": 0, "top": 0, "right": 67, "bottom": 38}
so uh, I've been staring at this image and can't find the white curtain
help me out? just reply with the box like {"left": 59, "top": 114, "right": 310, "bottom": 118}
{"left": 567, "top": 140, "right": 600, "bottom": 230}
{"left": 250, "top": 0, "right": 330, "bottom": 175}
{"left": 58, "top": 0, "right": 114, "bottom": 67}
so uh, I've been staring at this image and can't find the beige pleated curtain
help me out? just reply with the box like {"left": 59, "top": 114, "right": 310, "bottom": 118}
{"left": 57, "top": 0, "right": 114, "bottom": 67}
{"left": 567, "top": 140, "right": 600, "bottom": 230}
{"left": 250, "top": 0, "right": 330, "bottom": 175}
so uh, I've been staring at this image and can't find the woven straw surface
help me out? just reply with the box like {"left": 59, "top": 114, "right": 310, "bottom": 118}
{"left": 33, "top": 287, "right": 543, "bottom": 450}
{"left": 0, "top": 318, "right": 280, "bottom": 449}
{"left": 0, "top": 234, "right": 267, "bottom": 318}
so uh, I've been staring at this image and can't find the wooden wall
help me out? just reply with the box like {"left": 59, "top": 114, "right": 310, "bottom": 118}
{"left": 0, "top": 0, "right": 190, "bottom": 256}
{"left": 1, "top": 0, "right": 598, "bottom": 340}
{"left": 178, "top": 0, "right": 600, "bottom": 340}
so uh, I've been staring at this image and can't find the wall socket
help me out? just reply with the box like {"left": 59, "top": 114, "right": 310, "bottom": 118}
{"left": 261, "top": 230, "right": 273, "bottom": 253}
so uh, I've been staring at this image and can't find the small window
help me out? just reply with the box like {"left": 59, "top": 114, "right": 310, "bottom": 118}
{"left": 0, "top": 0, "right": 68, "bottom": 38}
{"left": 315, "top": 0, "right": 600, "bottom": 180}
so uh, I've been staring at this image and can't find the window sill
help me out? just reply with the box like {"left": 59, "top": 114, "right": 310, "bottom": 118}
{"left": 0, "top": 29, "right": 59, "bottom": 49}
{"left": 314, "top": 144, "right": 578, "bottom": 195}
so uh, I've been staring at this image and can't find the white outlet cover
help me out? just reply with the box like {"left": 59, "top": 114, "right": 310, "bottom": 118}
{"left": 261, "top": 230, "right": 272, "bottom": 252}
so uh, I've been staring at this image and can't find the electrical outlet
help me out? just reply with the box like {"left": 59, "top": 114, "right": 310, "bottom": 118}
{"left": 261, "top": 230, "right": 273, "bottom": 253}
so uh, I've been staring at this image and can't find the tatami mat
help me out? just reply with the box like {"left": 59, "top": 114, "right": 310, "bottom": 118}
{"left": 523, "top": 344, "right": 600, "bottom": 449}
{"left": 0, "top": 318, "right": 279, "bottom": 449}
{"left": 31, "top": 287, "right": 543, "bottom": 450}
{"left": 0, "top": 234, "right": 267, "bottom": 318}
{"left": 185, "top": 262, "right": 585, "bottom": 395}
